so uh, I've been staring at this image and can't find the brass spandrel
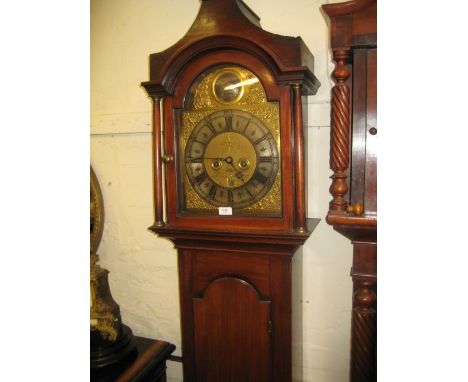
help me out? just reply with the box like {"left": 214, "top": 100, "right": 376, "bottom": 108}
{"left": 244, "top": 172, "right": 281, "bottom": 213}
{"left": 184, "top": 173, "right": 217, "bottom": 210}
{"left": 181, "top": 110, "right": 214, "bottom": 150}
{"left": 241, "top": 104, "right": 280, "bottom": 152}
{"left": 192, "top": 72, "right": 216, "bottom": 110}
{"left": 239, "top": 80, "right": 267, "bottom": 105}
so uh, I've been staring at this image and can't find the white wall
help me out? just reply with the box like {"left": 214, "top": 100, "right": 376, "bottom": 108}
{"left": 91, "top": 1, "right": 352, "bottom": 381}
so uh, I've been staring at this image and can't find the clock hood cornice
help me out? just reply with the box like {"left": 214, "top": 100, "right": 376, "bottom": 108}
{"left": 322, "top": 0, "right": 376, "bottom": 49}
{"left": 141, "top": 0, "right": 320, "bottom": 97}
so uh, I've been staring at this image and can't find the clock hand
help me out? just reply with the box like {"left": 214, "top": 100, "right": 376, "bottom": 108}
{"left": 226, "top": 161, "right": 245, "bottom": 183}
{"left": 186, "top": 156, "right": 224, "bottom": 163}
{"left": 220, "top": 156, "right": 246, "bottom": 183}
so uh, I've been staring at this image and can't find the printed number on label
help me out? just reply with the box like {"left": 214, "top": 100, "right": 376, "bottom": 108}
{"left": 219, "top": 207, "right": 232, "bottom": 215}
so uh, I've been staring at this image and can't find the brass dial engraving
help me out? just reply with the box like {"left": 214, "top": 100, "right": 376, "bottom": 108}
{"left": 204, "top": 132, "right": 257, "bottom": 188}
{"left": 185, "top": 109, "right": 279, "bottom": 209}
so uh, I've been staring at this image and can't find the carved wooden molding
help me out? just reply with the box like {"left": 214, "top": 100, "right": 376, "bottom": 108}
{"left": 329, "top": 49, "right": 352, "bottom": 212}
{"left": 351, "top": 279, "right": 377, "bottom": 382}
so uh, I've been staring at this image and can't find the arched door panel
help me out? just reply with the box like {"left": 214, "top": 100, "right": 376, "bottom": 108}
{"left": 193, "top": 277, "right": 272, "bottom": 382}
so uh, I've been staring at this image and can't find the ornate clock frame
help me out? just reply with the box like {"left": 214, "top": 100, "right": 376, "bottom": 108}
{"left": 142, "top": 1, "right": 320, "bottom": 381}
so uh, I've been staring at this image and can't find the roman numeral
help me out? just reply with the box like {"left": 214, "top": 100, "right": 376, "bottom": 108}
{"left": 224, "top": 111, "right": 233, "bottom": 131}
{"left": 258, "top": 156, "right": 273, "bottom": 163}
{"left": 253, "top": 172, "right": 269, "bottom": 184}
{"left": 242, "top": 119, "right": 251, "bottom": 134}
{"left": 194, "top": 172, "right": 207, "bottom": 184}
{"left": 228, "top": 190, "right": 233, "bottom": 205}
{"left": 205, "top": 120, "right": 216, "bottom": 134}
{"left": 208, "top": 185, "right": 217, "bottom": 200}
{"left": 254, "top": 133, "right": 270, "bottom": 146}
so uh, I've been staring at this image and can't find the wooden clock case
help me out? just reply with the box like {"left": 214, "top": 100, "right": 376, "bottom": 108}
{"left": 322, "top": 0, "right": 377, "bottom": 381}
{"left": 142, "top": 1, "right": 320, "bottom": 381}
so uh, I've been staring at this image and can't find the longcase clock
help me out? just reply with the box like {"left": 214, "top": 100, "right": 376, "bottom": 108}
{"left": 142, "top": 1, "right": 320, "bottom": 381}
{"left": 322, "top": 0, "right": 377, "bottom": 381}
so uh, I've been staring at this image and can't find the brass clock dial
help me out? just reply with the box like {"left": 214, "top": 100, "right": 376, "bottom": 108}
{"left": 180, "top": 65, "right": 282, "bottom": 215}
{"left": 185, "top": 109, "right": 279, "bottom": 209}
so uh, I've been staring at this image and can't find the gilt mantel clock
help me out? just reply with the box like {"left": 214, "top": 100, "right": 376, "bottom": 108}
{"left": 142, "top": 1, "right": 320, "bottom": 381}
{"left": 322, "top": 0, "right": 377, "bottom": 381}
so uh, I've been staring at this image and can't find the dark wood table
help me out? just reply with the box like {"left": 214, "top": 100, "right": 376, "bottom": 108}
{"left": 91, "top": 337, "right": 176, "bottom": 382}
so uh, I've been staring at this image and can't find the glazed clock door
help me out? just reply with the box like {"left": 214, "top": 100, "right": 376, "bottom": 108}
{"left": 193, "top": 277, "right": 272, "bottom": 382}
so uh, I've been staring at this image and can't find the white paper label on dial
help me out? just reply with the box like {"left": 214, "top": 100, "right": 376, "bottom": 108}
{"left": 219, "top": 207, "right": 232, "bottom": 215}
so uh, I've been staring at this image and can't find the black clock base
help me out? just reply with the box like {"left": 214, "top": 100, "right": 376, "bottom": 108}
{"left": 91, "top": 324, "right": 137, "bottom": 369}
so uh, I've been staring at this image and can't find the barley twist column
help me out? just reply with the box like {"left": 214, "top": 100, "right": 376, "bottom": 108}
{"left": 351, "top": 279, "right": 377, "bottom": 382}
{"left": 329, "top": 49, "right": 352, "bottom": 211}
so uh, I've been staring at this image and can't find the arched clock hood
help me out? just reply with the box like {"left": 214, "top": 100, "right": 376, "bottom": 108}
{"left": 141, "top": 0, "right": 320, "bottom": 97}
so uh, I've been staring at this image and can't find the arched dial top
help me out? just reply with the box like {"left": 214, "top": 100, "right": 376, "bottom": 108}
{"left": 185, "top": 109, "right": 279, "bottom": 209}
